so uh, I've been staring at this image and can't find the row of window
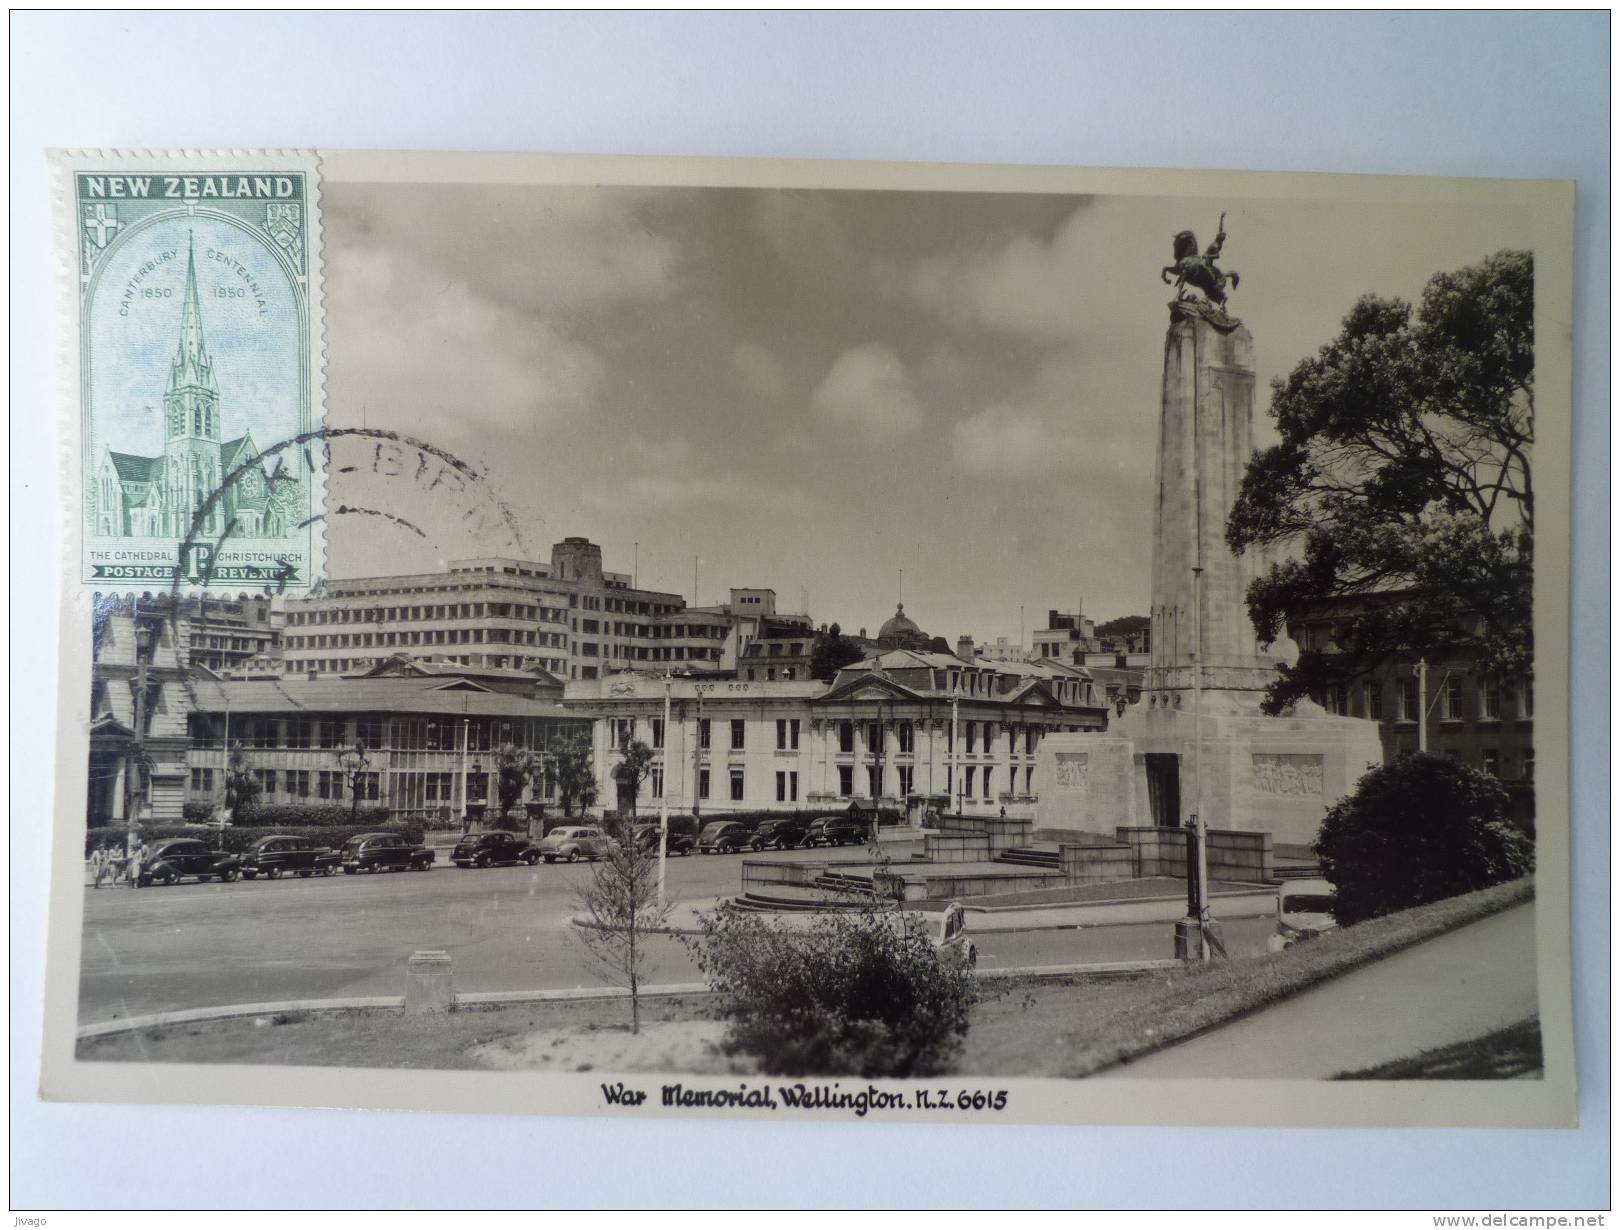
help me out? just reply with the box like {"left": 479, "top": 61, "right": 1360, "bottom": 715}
{"left": 288, "top": 601, "right": 565, "bottom": 627}
{"left": 284, "top": 653, "right": 568, "bottom": 675}
{"left": 287, "top": 626, "right": 566, "bottom": 651}
{"left": 188, "top": 715, "right": 580, "bottom": 753}
{"left": 1323, "top": 674, "right": 1534, "bottom": 723}
{"left": 611, "top": 716, "right": 1052, "bottom": 757}
{"left": 190, "top": 766, "right": 382, "bottom": 802}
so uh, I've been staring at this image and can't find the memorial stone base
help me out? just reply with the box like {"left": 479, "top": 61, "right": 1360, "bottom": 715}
{"left": 1036, "top": 691, "right": 1385, "bottom": 849}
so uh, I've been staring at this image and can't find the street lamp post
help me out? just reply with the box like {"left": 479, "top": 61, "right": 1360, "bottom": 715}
{"left": 658, "top": 671, "right": 672, "bottom": 911}
{"left": 459, "top": 717, "right": 471, "bottom": 834}
{"left": 949, "top": 688, "right": 961, "bottom": 816}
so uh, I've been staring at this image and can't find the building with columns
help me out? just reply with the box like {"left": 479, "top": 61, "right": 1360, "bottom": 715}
{"left": 566, "top": 645, "right": 1108, "bottom": 819}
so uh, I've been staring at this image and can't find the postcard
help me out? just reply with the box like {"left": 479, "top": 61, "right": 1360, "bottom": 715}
{"left": 42, "top": 150, "right": 1575, "bottom": 1128}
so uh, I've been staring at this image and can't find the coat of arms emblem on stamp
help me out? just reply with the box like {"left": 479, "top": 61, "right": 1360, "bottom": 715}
{"left": 57, "top": 152, "right": 326, "bottom": 593}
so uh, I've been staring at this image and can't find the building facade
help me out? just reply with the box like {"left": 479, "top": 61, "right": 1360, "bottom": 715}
{"left": 279, "top": 537, "right": 731, "bottom": 681}
{"left": 566, "top": 645, "right": 1108, "bottom": 819}
{"left": 1285, "top": 602, "right": 1536, "bottom": 819}
{"left": 181, "top": 658, "right": 590, "bottom": 824}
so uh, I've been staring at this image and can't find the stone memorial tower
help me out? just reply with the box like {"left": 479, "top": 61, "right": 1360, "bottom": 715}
{"left": 1037, "top": 218, "right": 1382, "bottom": 847}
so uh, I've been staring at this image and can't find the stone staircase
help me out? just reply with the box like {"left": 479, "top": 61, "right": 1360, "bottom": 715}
{"left": 993, "top": 845, "right": 1062, "bottom": 871}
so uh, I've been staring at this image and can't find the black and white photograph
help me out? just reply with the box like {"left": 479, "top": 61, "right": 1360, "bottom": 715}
{"left": 46, "top": 152, "right": 1573, "bottom": 1121}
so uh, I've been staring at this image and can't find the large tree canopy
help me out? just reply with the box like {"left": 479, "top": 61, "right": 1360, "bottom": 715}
{"left": 1227, "top": 250, "right": 1533, "bottom": 713}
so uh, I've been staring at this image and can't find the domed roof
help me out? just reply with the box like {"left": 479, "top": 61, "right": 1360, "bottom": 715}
{"left": 878, "top": 603, "right": 923, "bottom": 641}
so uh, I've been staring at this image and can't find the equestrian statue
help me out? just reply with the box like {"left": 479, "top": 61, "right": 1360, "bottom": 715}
{"left": 1161, "top": 211, "right": 1240, "bottom": 308}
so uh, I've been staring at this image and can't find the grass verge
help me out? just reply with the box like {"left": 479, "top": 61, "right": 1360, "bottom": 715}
{"left": 1334, "top": 1017, "right": 1542, "bottom": 1080}
{"left": 1034, "top": 875, "right": 1535, "bottom": 1078}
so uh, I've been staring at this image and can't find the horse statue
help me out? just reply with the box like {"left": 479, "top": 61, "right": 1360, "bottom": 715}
{"left": 1161, "top": 211, "right": 1240, "bottom": 308}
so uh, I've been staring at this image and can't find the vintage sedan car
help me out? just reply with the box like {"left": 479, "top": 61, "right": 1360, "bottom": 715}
{"left": 633, "top": 823, "right": 695, "bottom": 856}
{"left": 136, "top": 838, "right": 241, "bottom": 886}
{"left": 451, "top": 830, "right": 541, "bottom": 868}
{"left": 239, "top": 835, "right": 342, "bottom": 880}
{"left": 339, "top": 832, "right": 435, "bottom": 874}
{"left": 1266, "top": 877, "right": 1339, "bottom": 952}
{"left": 697, "top": 820, "right": 753, "bottom": 854}
{"left": 802, "top": 815, "right": 869, "bottom": 848}
{"left": 537, "top": 826, "right": 618, "bottom": 863}
{"left": 749, "top": 818, "right": 809, "bottom": 852}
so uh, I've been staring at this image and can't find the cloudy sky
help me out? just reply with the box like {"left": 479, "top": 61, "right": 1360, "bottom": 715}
{"left": 322, "top": 179, "right": 1536, "bottom": 645}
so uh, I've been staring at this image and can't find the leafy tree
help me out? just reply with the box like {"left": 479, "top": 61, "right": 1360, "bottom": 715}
{"left": 495, "top": 742, "right": 542, "bottom": 820}
{"left": 1314, "top": 753, "right": 1533, "bottom": 926}
{"left": 333, "top": 741, "right": 372, "bottom": 826}
{"left": 1095, "top": 615, "right": 1150, "bottom": 647}
{"left": 1227, "top": 251, "right": 1533, "bottom": 713}
{"left": 545, "top": 733, "right": 599, "bottom": 818}
{"left": 574, "top": 834, "right": 673, "bottom": 1034}
{"left": 223, "top": 740, "right": 260, "bottom": 815}
{"left": 612, "top": 739, "right": 656, "bottom": 818}
{"left": 811, "top": 622, "right": 865, "bottom": 682}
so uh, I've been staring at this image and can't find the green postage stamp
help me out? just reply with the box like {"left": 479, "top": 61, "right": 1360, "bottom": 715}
{"left": 56, "top": 152, "right": 325, "bottom": 593}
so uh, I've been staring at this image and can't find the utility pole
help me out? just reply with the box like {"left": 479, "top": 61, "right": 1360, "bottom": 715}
{"left": 1415, "top": 657, "right": 1429, "bottom": 754}
{"left": 1191, "top": 565, "right": 1211, "bottom": 963}
{"left": 459, "top": 715, "right": 471, "bottom": 834}
{"left": 691, "top": 684, "right": 705, "bottom": 818}
{"left": 949, "top": 687, "right": 961, "bottom": 816}
{"left": 658, "top": 670, "right": 672, "bottom": 910}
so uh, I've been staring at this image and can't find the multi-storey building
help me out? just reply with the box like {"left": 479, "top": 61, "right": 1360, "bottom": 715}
{"left": 568, "top": 631, "right": 1108, "bottom": 819}
{"left": 279, "top": 537, "right": 727, "bottom": 681}
{"left": 1285, "top": 595, "right": 1536, "bottom": 822}
{"left": 736, "top": 606, "right": 817, "bottom": 682}
{"left": 88, "top": 598, "right": 197, "bottom": 827}
{"left": 180, "top": 657, "right": 589, "bottom": 824}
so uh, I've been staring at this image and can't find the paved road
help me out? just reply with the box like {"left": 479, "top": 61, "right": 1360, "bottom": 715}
{"left": 1105, "top": 903, "right": 1538, "bottom": 1079}
{"left": 77, "top": 849, "right": 1273, "bottom": 1024}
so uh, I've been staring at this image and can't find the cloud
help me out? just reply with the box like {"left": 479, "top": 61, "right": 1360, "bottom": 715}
{"left": 327, "top": 183, "right": 681, "bottom": 318}
{"left": 810, "top": 342, "right": 925, "bottom": 441}
{"left": 730, "top": 342, "right": 790, "bottom": 400}
{"left": 949, "top": 350, "right": 1155, "bottom": 481}
{"left": 911, "top": 204, "right": 1104, "bottom": 341}
{"left": 328, "top": 245, "right": 604, "bottom": 435}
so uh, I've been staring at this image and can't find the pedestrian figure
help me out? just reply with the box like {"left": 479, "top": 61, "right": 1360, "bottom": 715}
{"left": 89, "top": 845, "right": 103, "bottom": 887}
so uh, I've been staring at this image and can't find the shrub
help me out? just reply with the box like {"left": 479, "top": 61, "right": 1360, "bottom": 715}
{"left": 232, "top": 804, "right": 394, "bottom": 828}
{"left": 182, "top": 801, "right": 215, "bottom": 823}
{"left": 85, "top": 820, "right": 424, "bottom": 857}
{"left": 1314, "top": 753, "right": 1534, "bottom": 926}
{"left": 685, "top": 898, "right": 977, "bottom": 1077}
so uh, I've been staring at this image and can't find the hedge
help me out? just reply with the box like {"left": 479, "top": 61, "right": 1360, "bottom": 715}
{"left": 85, "top": 821, "right": 424, "bottom": 857}
{"left": 179, "top": 803, "right": 396, "bottom": 828}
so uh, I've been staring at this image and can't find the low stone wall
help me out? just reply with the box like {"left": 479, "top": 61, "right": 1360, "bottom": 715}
{"left": 917, "top": 868, "right": 1059, "bottom": 901}
{"left": 1059, "top": 842, "right": 1136, "bottom": 884}
{"left": 924, "top": 834, "right": 991, "bottom": 864}
{"left": 1034, "top": 827, "right": 1121, "bottom": 847}
{"left": 1113, "top": 826, "right": 1272, "bottom": 882}
{"left": 740, "top": 859, "right": 829, "bottom": 897}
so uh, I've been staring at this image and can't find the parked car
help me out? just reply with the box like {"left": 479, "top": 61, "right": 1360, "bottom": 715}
{"left": 451, "top": 830, "right": 541, "bottom": 868}
{"left": 697, "top": 820, "right": 753, "bottom": 854}
{"left": 339, "top": 832, "right": 435, "bottom": 874}
{"left": 634, "top": 824, "right": 695, "bottom": 856}
{"left": 136, "top": 838, "right": 241, "bottom": 886}
{"left": 239, "top": 835, "right": 341, "bottom": 880}
{"left": 803, "top": 815, "right": 869, "bottom": 848}
{"left": 537, "top": 826, "right": 618, "bottom": 863}
{"left": 1266, "top": 877, "right": 1338, "bottom": 952}
{"left": 749, "top": 818, "right": 809, "bottom": 852}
